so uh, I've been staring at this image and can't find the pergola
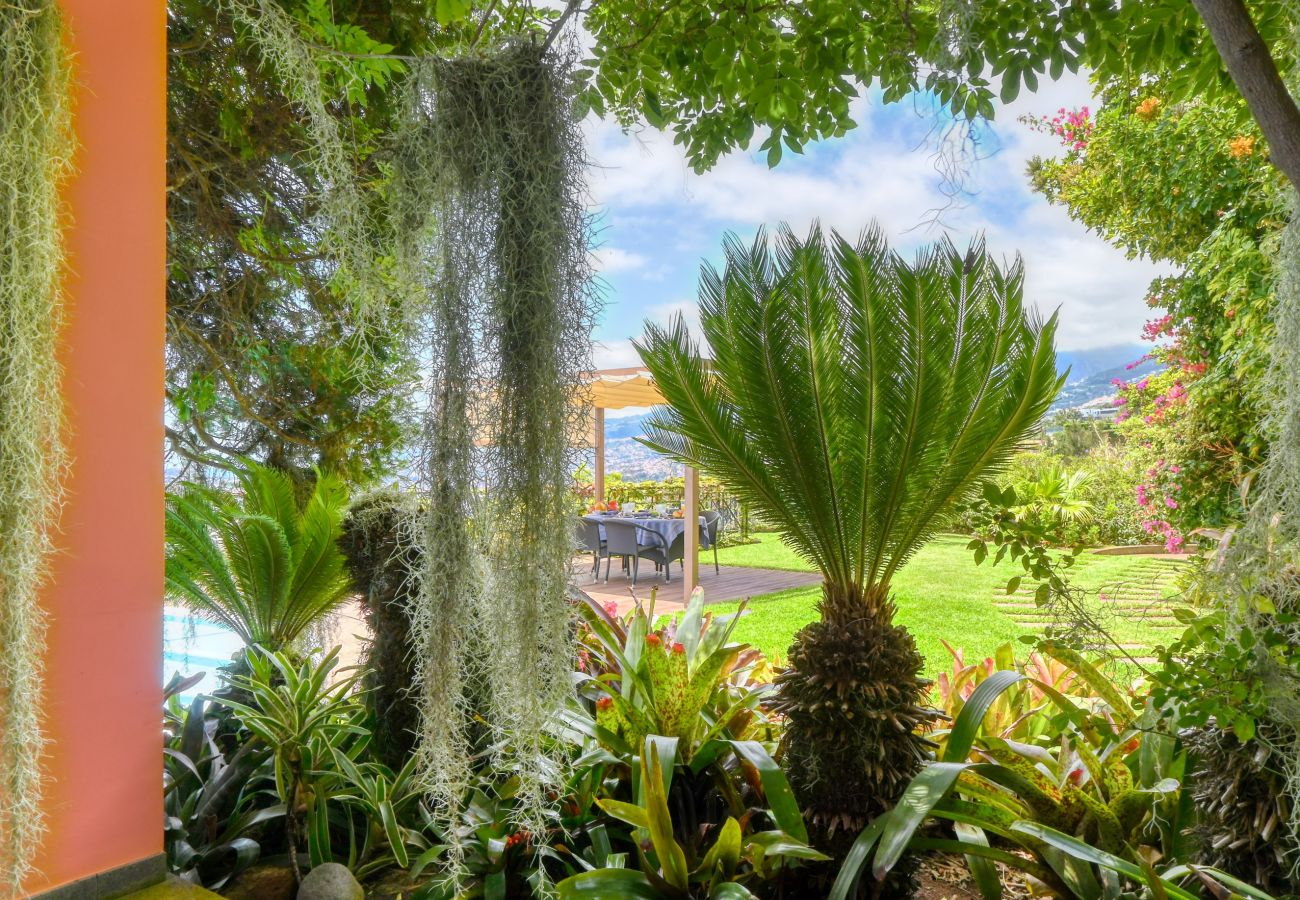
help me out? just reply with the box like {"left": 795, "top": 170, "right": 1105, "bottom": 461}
{"left": 584, "top": 366, "right": 701, "bottom": 599}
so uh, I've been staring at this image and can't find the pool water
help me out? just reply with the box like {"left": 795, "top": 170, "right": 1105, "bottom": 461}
{"left": 163, "top": 608, "right": 242, "bottom": 703}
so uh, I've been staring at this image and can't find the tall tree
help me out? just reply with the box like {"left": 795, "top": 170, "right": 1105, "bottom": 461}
{"left": 166, "top": 1, "right": 435, "bottom": 482}
{"left": 581, "top": 0, "right": 1300, "bottom": 186}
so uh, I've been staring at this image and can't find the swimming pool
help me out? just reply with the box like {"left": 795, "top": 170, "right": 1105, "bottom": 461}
{"left": 163, "top": 607, "right": 242, "bottom": 702}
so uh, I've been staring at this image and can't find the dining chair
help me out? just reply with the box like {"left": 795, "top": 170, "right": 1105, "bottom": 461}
{"left": 603, "top": 520, "right": 679, "bottom": 585}
{"left": 636, "top": 529, "right": 685, "bottom": 583}
{"left": 575, "top": 517, "right": 608, "bottom": 579}
{"left": 702, "top": 509, "right": 722, "bottom": 574}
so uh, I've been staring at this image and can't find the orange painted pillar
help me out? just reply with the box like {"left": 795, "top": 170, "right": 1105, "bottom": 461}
{"left": 23, "top": 1, "right": 166, "bottom": 896}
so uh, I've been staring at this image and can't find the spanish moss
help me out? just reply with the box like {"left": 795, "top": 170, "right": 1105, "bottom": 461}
{"left": 0, "top": 1, "right": 72, "bottom": 891}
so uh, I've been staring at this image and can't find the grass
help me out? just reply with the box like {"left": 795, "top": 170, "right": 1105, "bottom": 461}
{"left": 704, "top": 533, "right": 1188, "bottom": 678}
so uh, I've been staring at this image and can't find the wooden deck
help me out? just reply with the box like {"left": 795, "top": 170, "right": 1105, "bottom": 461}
{"left": 573, "top": 559, "right": 822, "bottom": 614}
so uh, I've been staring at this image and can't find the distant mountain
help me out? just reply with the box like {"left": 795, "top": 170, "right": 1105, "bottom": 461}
{"left": 1050, "top": 356, "right": 1161, "bottom": 411}
{"left": 1055, "top": 344, "right": 1150, "bottom": 381}
{"left": 598, "top": 343, "right": 1161, "bottom": 478}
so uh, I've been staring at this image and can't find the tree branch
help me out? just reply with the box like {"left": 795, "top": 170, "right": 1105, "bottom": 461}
{"left": 1190, "top": 0, "right": 1300, "bottom": 187}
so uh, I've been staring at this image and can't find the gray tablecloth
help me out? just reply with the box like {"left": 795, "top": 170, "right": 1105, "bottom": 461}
{"left": 586, "top": 514, "right": 710, "bottom": 549}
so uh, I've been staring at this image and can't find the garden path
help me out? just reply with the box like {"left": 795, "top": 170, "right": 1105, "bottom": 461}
{"left": 991, "top": 554, "right": 1187, "bottom": 665}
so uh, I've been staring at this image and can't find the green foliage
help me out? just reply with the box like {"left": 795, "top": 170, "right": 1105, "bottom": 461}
{"left": 1006, "top": 449, "right": 1147, "bottom": 547}
{"left": 165, "top": 462, "right": 354, "bottom": 651}
{"left": 338, "top": 490, "right": 423, "bottom": 771}
{"left": 578, "top": 0, "right": 1296, "bottom": 173}
{"left": 834, "top": 651, "right": 1226, "bottom": 899}
{"left": 1047, "top": 409, "right": 1121, "bottom": 459}
{"left": 167, "top": 0, "right": 432, "bottom": 480}
{"left": 636, "top": 224, "right": 1061, "bottom": 882}
{"left": 1029, "top": 93, "right": 1288, "bottom": 542}
{"left": 163, "top": 674, "right": 279, "bottom": 889}
{"left": 0, "top": 1, "right": 72, "bottom": 889}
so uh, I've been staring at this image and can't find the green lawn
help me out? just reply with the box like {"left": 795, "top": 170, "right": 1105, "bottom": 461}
{"left": 703, "top": 534, "right": 1186, "bottom": 677}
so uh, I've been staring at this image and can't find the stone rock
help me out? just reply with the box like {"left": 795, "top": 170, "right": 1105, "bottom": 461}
{"left": 297, "top": 863, "right": 364, "bottom": 900}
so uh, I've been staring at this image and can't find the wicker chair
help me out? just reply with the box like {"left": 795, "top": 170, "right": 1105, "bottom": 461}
{"left": 603, "top": 519, "right": 681, "bottom": 585}
{"left": 702, "top": 509, "right": 722, "bottom": 574}
{"left": 575, "top": 517, "right": 609, "bottom": 579}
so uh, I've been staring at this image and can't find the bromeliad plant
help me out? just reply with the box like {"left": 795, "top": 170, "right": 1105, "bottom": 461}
{"left": 557, "top": 734, "right": 826, "bottom": 898}
{"left": 555, "top": 590, "right": 821, "bottom": 896}
{"left": 637, "top": 225, "right": 1062, "bottom": 881}
{"left": 574, "top": 589, "right": 775, "bottom": 760}
{"left": 219, "top": 647, "right": 368, "bottom": 881}
{"left": 833, "top": 645, "right": 1263, "bottom": 900}
{"left": 933, "top": 640, "right": 1083, "bottom": 747}
{"left": 165, "top": 462, "right": 354, "bottom": 652}
{"left": 163, "top": 673, "right": 280, "bottom": 889}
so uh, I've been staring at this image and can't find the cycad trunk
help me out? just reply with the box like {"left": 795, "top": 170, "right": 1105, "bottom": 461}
{"left": 775, "top": 583, "right": 936, "bottom": 896}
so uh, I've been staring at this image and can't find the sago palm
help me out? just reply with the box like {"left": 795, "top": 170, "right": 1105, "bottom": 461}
{"left": 636, "top": 225, "right": 1061, "bottom": 882}
{"left": 165, "top": 462, "right": 354, "bottom": 651}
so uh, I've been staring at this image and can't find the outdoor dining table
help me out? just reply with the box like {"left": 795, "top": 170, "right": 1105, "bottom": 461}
{"left": 584, "top": 512, "right": 711, "bottom": 549}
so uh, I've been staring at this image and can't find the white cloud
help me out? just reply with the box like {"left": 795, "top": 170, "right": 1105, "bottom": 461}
{"left": 586, "top": 76, "right": 1170, "bottom": 351}
{"left": 592, "top": 337, "right": 641, "bottom": 369}
{"left": 593, "top": 246, "right": 649, "bottom": 274}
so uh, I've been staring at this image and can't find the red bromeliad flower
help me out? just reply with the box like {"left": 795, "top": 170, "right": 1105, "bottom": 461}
{"left": 595, "top": 696, "right": 613, "bottom": 712}
{"left": 645, "top": 633, "right": 662, "bottom": 648}
{"left": 505, "top": 830, "right": 530, "bottom": 850}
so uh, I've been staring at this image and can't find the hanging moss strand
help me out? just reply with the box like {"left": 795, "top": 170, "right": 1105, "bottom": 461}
{"left": 0, "top": 1, "right": 73, "bottom": 893}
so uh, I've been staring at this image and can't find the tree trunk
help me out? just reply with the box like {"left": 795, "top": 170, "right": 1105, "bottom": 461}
{"left": 1190, "top": 0, "right": 1300, "bottom": 187}
{"left": 773, "top": 587, "right": 938, "bottom": 896}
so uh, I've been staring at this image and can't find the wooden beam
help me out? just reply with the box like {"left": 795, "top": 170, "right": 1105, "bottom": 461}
{"left": 593, "top": 406, "right": 605, "bottom": 503}
{"left": 683, "top": 465, "right": 700, "bottom": 600}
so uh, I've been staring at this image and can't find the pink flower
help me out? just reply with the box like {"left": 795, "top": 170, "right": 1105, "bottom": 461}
{"left": 1165, "top": 497, "right": 1178, "bottom": 509}
{"left": 1135, "top": 379, "right": 1149, "bottom": 391}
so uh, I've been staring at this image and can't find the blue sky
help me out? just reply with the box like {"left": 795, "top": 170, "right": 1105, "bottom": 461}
{"left": 582, "top": 72, "right": 1170, "bottom": 390}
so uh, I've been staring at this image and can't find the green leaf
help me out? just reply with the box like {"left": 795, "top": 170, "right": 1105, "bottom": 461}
{"left": 828, "top": 816, "right": 887, "bottom": 900}
{"left": 1010, "top": 822, "right": 1200, "bottom": 900}
{"left": 556, "top": 869, "right": 662, "bottom": 898}
{"left": 942, "top": 670, "right": 1024, "bottom": 762}
{"left": 434, "top": 0, "right": 471, "bottom": 26}
{"left": 874, "top": 763, "right": 967, "bottom": 878}
{"left": 1233, "top": 714, "right": 1256, "bottom": 742}
{"left": 730, "top": 740, "right": 807, "bottom": 843}
{"left": 643, "top": 738, "right": 689, "bottom": 889}
{"left": 698, "top": 817, "right": 742, "bottom": 881}
{"left": 597, "top": 799, "right": 651, "bottom": 830}
{"left": 954, "top": 824, "right": 1002, "bottom": 900}
{"left": 379, "top": 799, "right": 408, "bottom": 868}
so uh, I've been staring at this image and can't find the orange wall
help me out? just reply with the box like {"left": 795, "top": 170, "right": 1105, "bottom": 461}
{"left": 23, "top": 1, "right": 166, "bottom": 894}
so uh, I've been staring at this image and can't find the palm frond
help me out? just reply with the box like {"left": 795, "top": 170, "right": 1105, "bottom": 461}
{"left": 164, "top": 463, "right": 354, "bottom": 650}
{"left": 636, "top": 224, "right": 1061, "bottom": 613}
